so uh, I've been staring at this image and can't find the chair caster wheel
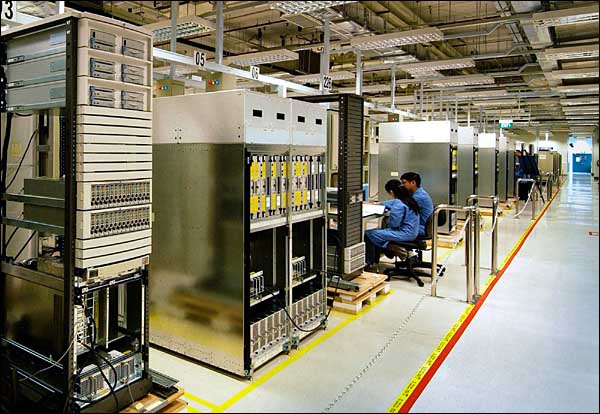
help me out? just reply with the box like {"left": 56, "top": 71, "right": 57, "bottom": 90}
{"left": 417, "top": 280, "right": 424, "bottom": 287}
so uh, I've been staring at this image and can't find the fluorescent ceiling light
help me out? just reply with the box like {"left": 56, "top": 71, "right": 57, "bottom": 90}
{"left": 543, "top": 44, "right": 599, "bottom": 60}
{"left": 471, "top": 99, "right": 518, "bottom": 107}
{"left": 455, "top": 89, "right": 509, "bottom": 98}
{"left": 351, "top": 28, "right": 444, "bottom": 51}
{"left": 270, "top": 1, "right": 356, "bottom": 14}
{"left": 563, "top": 105, "right": 599, "bottom": 113}
{"left": 223, "top": 49, "right": 299, "bottom": 66}
{"left": 560, "top": 97, "right": 599, "bottom": 106}
{"left": 553, "top": 84, "right": 599, "bottom": 94}
{"left": 399, "top": 58, "right": 476, "bottom": 74}
{"left": 382, "top": 55, "right": 420, "bottom": 65}
{"left": 293, "top": 71, "right": 355, "bottom": 83}
{"left": 532, "top": 5, "right": 599, "bottom": 28}
{"left": 550, "top": 68, "right": 599, "bottom": 79}
{"left": 145, "top": 16, "right": 215, "bottom": 42}
{"left": 336, "top": 84, "right": 390, "bottom": 93}
{"left": 430, "top": 74, "right": 495, "bottom": 87}
{"left": 154, "top": 65, "right": 199, "bottom": 76}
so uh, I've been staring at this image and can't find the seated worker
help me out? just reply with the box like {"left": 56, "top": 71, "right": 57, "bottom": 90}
{"left": 401, "top": 172, "right": 433, "bottom": 237}
{"left": 364, "top": 180, "right": 420, "bottom": 266}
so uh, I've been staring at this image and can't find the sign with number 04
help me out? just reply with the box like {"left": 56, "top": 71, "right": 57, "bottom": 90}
{"left": 2, "top": 1, "right": 17, "bottom": 22}
{"left": 193, "top": 51, "right": 206, "bottom": 68}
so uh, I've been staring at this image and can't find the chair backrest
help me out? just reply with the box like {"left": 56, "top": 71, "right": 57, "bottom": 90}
{"left": 423, "top": 209, "right": 447, "bottom": 239}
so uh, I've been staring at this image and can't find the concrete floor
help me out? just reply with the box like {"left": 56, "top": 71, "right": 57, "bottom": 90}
{"left": 149, "top": 173, "right": 599, "bottom": 413}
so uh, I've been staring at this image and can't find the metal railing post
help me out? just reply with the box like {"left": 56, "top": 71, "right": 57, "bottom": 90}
{"left": 431, "top": 209, "right": 440, "bottom": 297}
{"left": 431, "top": 205, "right": 476, "bottom": 302}
{"left": 491, "top": 196, "right": 498, "bottom": 275}
{"left": 472, "top": 205, "right": 481, "bottom": 301}
{"left": 465, "top": 208, "right": 473, "bottom": 302}
{"left": 531, "top": 182, "right": 538, "bottom": 219}
{"left": 466, "top": 194, "right": 499, "bottom": 276}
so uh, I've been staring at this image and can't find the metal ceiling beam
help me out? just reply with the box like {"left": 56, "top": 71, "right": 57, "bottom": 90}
{"left": 153, "top": 47, "right": 321, "bottom": 95}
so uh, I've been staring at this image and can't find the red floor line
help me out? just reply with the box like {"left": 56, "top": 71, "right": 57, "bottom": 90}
{"left": 398, "top": 188, "right": 562, "bottom": 413}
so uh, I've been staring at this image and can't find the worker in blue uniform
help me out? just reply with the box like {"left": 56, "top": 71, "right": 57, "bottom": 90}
{"left": 401, "top": 172, "right": 434, "bottom": 237}
{"left": 364, "top": 180, "right": 420, "bottom": 266}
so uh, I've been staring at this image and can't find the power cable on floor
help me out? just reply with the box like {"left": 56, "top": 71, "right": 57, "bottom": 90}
{"left": 322, "top": 295, "right": 426, "bottom": 413}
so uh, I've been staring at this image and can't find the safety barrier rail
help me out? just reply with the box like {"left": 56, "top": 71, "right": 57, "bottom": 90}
{"left": 515, "top": 178, "right": 541, "bottom": 220}
{"left": 466, "top": 195, "right": 499, "bottom": 278}
{"left": 431, "top": 205, "right": 478, "bottom": 303}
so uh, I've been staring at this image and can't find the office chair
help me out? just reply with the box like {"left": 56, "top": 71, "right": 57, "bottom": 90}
{"left": 383, "top": 211, "right": 447, "bottom": 287}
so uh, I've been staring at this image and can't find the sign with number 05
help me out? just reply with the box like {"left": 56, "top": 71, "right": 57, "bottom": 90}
{"left": 322, "top": 75, "right": 333, "bottom": 91}
{"left": 2, "top": 1, "right": 17, "bottom": 22}
{"left": 193, "top": 51, "right": 206, "bottom": 68}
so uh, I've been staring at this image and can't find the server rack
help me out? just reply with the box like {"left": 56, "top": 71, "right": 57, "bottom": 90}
{"left": 477, "top": 133, "right": 499, "bottom": 208}
{"left": 379, "top": 121, "right": 459, "bottom": 234}
{"left": 296, "top": 94, "right": 365, "bottom": 279}
{"left": 537, "top": 150, "right": 555, "bottom": 175}
{"left": 457, "top": 126, "right": 479, "bottom": 219}
{"left": 151, "top": 90, "right": 327, "bottom": 378}
{"left": 1, "top": 13, "right": 153, "bottom": 412}
{"left": 507, "top": 137, "right": 516, "bottom": 198}
{"left": 498, "top": 134, "right": 508, "bottom": 202}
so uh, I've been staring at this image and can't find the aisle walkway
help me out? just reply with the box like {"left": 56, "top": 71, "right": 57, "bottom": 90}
{"left": 411, "top": 174, "right": 600, "bottom": 412}
{"left": 150, "top": 175, "right": 599, "bottom": 413}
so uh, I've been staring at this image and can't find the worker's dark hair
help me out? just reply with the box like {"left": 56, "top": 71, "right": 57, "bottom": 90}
{"left": 391, "top": 185, "right": 420, "bottom": 214}
{"left": 384, "top": 179, "right": 402, "bottom": 194}
{"left": 400, "top": 172, "right": 421, "bottom": 187}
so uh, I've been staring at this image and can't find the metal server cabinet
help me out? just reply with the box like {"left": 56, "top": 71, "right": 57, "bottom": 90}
{"left": 379, "top": 121, "right": 459, "bottom": 234}
{"left": 457, "top": 126, "right": 479, "bottom": 219}
{"left": 537, "top": 150, "right": 555, "bottom": 175}
{"left": 151, "top": 90, "right": 327, "bottom": 378}
{"left": 1, "top": 12, "right": 153, "bottom": 412}
{"left": 507, "top": 137, "right": 516, "bottom": 198}
{"left": 297, "top": 94, "right": 365, "bottom": 279}
{"left": 498, "top": 134, "right": 508, "bottom": 202}
{"left": 477, "top": 133, "right": 499, "bottom": 208}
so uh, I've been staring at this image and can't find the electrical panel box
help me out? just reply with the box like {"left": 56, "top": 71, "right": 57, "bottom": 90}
{"left": 379, "top": 121, "right": 459, "bottom": 234}
{"left": 477, "top": 133, "right": 499, "bottom": 208}
{"left": 457, "top": 126, "right": 479, "bottom": 220}
{"left": 151, "top": 90, "right": 328, "bottom": 378}
{"left": 1, "top": 12, "right": 153, "bottom": 412}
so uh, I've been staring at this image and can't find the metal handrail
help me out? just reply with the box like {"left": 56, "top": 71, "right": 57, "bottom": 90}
{"left": 466, "top": 195, "right": 499, "bottom": 276}
{"left": 516, "top": 178, "right": 539, "bottom": 220}
{"left": 431, "top": 204, "right": 478, "bottom": 302}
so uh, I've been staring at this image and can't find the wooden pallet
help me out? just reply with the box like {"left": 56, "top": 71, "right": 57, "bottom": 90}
{"left": 121, "top": 387, "right": 187, "bottom": 413}
{"left": 425, "top": 229, "right": 464, "bottom": 249}
{"left": 480, "top": 206, "right": 503, "bottom": 217}
{"left": 328, "top": 272, "right": 390, "bottom": 314}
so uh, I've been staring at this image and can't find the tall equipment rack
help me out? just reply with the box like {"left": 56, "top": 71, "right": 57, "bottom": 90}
{"left": 151, "top": 90, "right": 328, "bottom": 378}
{"left": 379, "top": 121, "right": 459, "bottom": 234}
{"left": 477, "top": 133, "right": 499, "bottom": 208}
{"left": 1, "top": 12, "right": 153, "bottom": 412}
{"left": 297, "top": 94, "right": 365, "bottom": 279}
{"left": 457, "top": 126, "right": 479, "bottom": 219}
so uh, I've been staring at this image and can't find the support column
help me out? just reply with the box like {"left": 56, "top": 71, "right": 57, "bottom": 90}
{"left": 391, "top": 64, "right": 396, "bottom": 108}
{"left": 320, "top": 18, "right": 330, "bottom": 95}
{"left": 419, "top": 81, "right": 424, "bottom": 116}
{"left": 169, "top": 1, "right": 179, "bottom": 79}
{"left": 216, "top": 1, "right": 224, "bottom": 65}
{"left": 355, "top": 48, "right": 362, "bottom": 96}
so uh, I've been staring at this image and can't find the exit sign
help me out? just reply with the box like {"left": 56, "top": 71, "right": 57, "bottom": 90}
{"left": 499, "top": 119, "right": 513, "bottom": 129}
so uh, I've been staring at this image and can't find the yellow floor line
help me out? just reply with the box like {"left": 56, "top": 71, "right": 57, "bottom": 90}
{"left": 387, "top": 304, "right": 473, "bottom": 412}
{"left": 211, "top": 289, "right": 394, "bottom": 412}
{"left": 386, "top": 189, "right": 561, "bottom": 413}
{"left": 185, "top": 392, "right": 220, "bottom": 411}
{"left": 186, "top": 405, "right": 203, "bottom": 413}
